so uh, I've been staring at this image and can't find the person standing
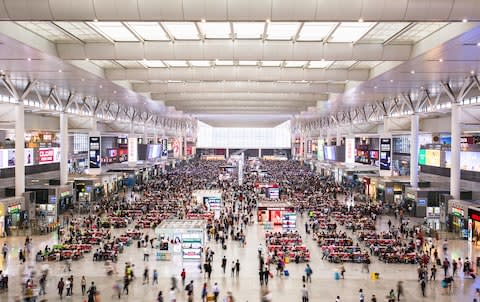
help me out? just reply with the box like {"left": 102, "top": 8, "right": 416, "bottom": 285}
{"left": 305, "top": 264, "right": 313, "bottom": 282}
{"left": 157, "top": 291, "right": 164, "bottom": 302}
{"left": 144, "top": 246, "right": 150, "bottom": 261}
{"left": 57, "top": 277, "right": 65, "bottom": 300}
{"left": 359, "top": 289, "right": 364, "bottom": 302}
{"left": 420, "top": 277, "right": 426, "bottom": 297}
{"left": 2, "top": 243, "right": 8, "bottom": 260}
{"left": 123, "top": 275, "right": 130, "bottom": 295}
{"left": 396, "top": 281, "right": 404, "bottom": 301}
{"left": 81, "top": 276, "right": 86, "bottom": 296}
{"left": 87, "top": 282, "right": 96, "bottom": 302}
{"left": 153, "top": 269, "right": 159, "bottom": 285}
{"left": 264, "top": 267, "right": 270, "bottom": 286}
{"left": 301, "top": 283, "right": 309, "bottom": 302}
{"left": 201, "top": 282, "right": 208, "bottom": 302}
{"left": 231, "top": 261, "right": 235, "bottom": 277}
{"left": 430, "top": 265, "right": 437, "bottom": 281}
{"left": 169, "top": 287, "right": 176, "bottom": 302}
{"left": 221, "top": 256, "right": 227, "bottom": 274}
{"left": 181, "top": 268, "right": 186, "bottom": 286}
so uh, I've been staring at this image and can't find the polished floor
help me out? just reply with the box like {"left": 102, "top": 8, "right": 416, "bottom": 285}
{"left": 0, "top": 214, "right": 479, "bottom": 302}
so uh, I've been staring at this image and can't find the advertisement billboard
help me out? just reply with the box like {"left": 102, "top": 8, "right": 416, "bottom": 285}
{"left": 418, "top": 149, "right": 426, "bottom": 165}
{"left": 317, "top": 139, "right": 325, "bottom": 161}
{"left": 89, "top": 137, "right": 101, "bottom": 169}
{"left": 379, "top": 138, "right": 391, "bottom": 171}
{"left": 425, "top": 149, "right": 441, "bottom": 167}
{"left": 345, "top": 138, "right": 355, "bottom": 164}
{"left": 128, "top": 137, "right": 138, "bottom": 163}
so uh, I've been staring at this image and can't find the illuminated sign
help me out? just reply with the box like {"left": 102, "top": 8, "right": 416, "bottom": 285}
{"left": 89, "top": 137, "right": 101, "bottom": 169}
{"left": 452, "top": 207, "right": 464, "bottom": 217}
{"left": 39, "top": 148, "right": 55, "bottom": 163}
{"left": 345, "top": 138, "right": 355, "bottom": 164}
{"left": 128, "top": 137, "right": 138, "bottom": 163}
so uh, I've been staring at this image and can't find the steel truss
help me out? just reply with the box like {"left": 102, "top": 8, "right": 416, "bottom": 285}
{"left": 0, "top": 75, "right": 196, "bottom": 136}
{"left": 297, "top": 75, "right": 480, "bottom": 136}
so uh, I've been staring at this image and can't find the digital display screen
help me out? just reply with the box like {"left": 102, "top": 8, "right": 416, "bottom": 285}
{"left": 89, "top": 137, "right": 101, "bottom": 168}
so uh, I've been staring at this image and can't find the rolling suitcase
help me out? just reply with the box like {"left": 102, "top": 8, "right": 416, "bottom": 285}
{"left": 284, "top": 270, "right": 289, "bottom": 277}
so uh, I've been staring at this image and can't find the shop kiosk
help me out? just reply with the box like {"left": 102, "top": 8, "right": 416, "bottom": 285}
{"left": 155, "top": 219, "right": 206, "bottom": 261}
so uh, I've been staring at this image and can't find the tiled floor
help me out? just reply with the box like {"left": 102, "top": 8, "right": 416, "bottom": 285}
{"left": 1, "top": 214, "right": 480, "bottom": 302}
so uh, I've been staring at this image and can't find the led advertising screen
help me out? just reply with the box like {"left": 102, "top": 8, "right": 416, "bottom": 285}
{"left": 89, "top": 136, "right": 101, "bottom": 169}
{"left": 161, "top": 139, "right": 168, "bottom": 157}
{"left": 419, "top": 149, "right": 426, "bottom": 165}
{"left": 425, "top": 149, "right": 441, "bottom": 167}
{"left": 324, "top": 146, "right": 336, "bottom": 161}
{"left": 379, "top": 138, "right": 391, "bottom": 170}
{"left": 317, "top": 139, "right": 325, "bottom": 161}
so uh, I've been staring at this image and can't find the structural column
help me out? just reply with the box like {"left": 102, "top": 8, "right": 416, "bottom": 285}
{"left": 258, "top": 148, "right": 262, "bottom": 158}
{"left": 450, "top": 103, "right": 461, "bottom": 199}
{"left": 336, "top": 128, "right": 341, "bottom": 146}
{"left": 409, "top": 114, "right": 419, "bottom": 188}
{"left": 60, "top": 113, "right": 69, "bottom": 185}
{"left": 15, "top": 103, "right": 25, "bottom": 196}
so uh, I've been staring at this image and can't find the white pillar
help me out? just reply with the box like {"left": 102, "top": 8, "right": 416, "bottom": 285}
{"left": 410, "top": 114, "right": 419, "bottom": 188}
{"left": 143, "top": 124, "right": 148, "bottom": 144}
{"left": 60, "top": 113, "right": 69, "bottom": 185}
{"left": 183, "top": 137, "right": 188, "bottom": 158}
{"left": 15, "top": 103, "right": 25, "bottom": 196}
{"left": 450, "top": 103, "right": 461, "bottom": 199}
{"left": 299, "top": 136, "right": 305, "bottom": 159}
{"left": 336, "top": 129, "right": 341, "bottom": 146}
{"left": 226, "top": 148, "right": 229, "bottom": 158}
{"left": 258, "top": 148, "right": 262, "bottom": 158}
{"left": 326, "top": 131, "right": 331, "bottom": 146}
{"left": 303, "top": 137, "right": 308, "bottom": 159}
{"left": 128, "top": 123, "right": 137, "bottom": 167}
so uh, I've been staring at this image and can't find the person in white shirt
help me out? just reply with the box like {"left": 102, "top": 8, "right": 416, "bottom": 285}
{"left": 301, "top": 284, "right": 309, "bottom": 302}
{"left": 212, "top": 282, "right": 220, "bottom": 302}
{"left": 169, "top": 287, "right": 176, "bottom": 302}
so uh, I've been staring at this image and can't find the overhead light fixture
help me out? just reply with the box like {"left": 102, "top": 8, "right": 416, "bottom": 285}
{"left": 358, "top": 18, "right": 364, "bottom": 23}
{"left": 266, "top": 19, "right": 271, "bottom": 23}
{"left": 201, "top": 19, "right": 206, "bottom": 23}
{"left": 438, "top": 58, "right": 443, "bottom": 62}
{"left": 477, "top": 42, "right": 480, "bottom": 46}
{"left": 389, "top": 79, "right": 394, "bottom": 83}
{"left": 113, "top": 90, "right": 117, "bottom": 94}
{"left": 462, "top": 18, "right": 468, "bottom": 23}
{"left": 27, "top": 58, "right": 31, "bottom": 61}
{"left": 410, "top": 70, "right": 415, "bottom": 74}
{"left": 99, "top": 85, "right": 103, "bottom": 88}
{"left": 85, "top": 58, "right": 90, "bottom": 61}
{"left": 58, "top": 69, "right": 62, "bottom": 73}
{"left": 471, "top": 70, "right": 476, "bottom": 75}
{"left": 374, "top": 86, "right": 377, "bottom": 89}
{"left": 93, "top": 19, "right": 98, "bottom": 22}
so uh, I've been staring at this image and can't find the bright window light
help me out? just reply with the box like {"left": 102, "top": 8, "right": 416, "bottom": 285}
{"left": 359, "top": 22, "right": 410, "bottom": 43}
{"left": 140, "top": 60, "right": 166, "bottom": 68}
{"left": 163, "top": 60, "right": 189, "bottom": 67}
{"left": 266, "top": 22, "right": 300, "bottom": 40}
{"left": 297, "top": 22, "right": 337, "bottom": 41}
{"left": 126, "top": 22, "right": 169, "bottom": 41}
{"left": 238, "top": 61, "right": 258, "bottom": 66}
{"left": 54, "top": 22, "right": 106, "bottom": 42}
{"left": 198, "top": 22, "right": 231, "bottom": 39}
{"left": 88, "top": 22, "right": 139, "bottom": 41}
{"left": 233, "top": 22, "right": 265, "bottom": 39}
{"left": 261, "top": 61, "right": 283, "bottom": 67}
{"left": 284, "top": 61, "right": 306, "bottom": 68}
{"left": 215, "top": 60, "right": 235, "bottom": 66}
{"left": 17, "top": 21, "right": 74, "bottom": 42}
{"left": 189, "top": 60, "right": 212, "bottom": 67}
{"left": 329, "top": 22, "right": 376, "bottom": 43}
{"left": 329, "top": 61, "right": 357, "bottom": 69}
{"left": 394, "top": 22, "right": 448, "bottom": 43}
{"left": 308, "top": 61, "right": 333, "bottom": 68}
{"left": 162, "top": 22, "right": 200, "bottom": 40}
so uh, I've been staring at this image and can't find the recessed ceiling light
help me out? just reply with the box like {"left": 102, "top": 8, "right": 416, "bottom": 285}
{"left": 410, "top": 70, "right": 415, "bottom": 74}
{"left": 358, "top": 18, "right": 364, "bottom": 23}
{"left": 93, "top": 19, "right": 98, "bottom": 22}
{"left": 81, "top": 78, "right": 85, "bottom": 82}
{"left": 471, "top": 70, "right": 476, "bottom": 75}
{"left": 477, "top": 42, "right": 480, "bottom": 46}
{"left": 58, "top": 69, "right": 62, "bottom": 73}
{"left": 85, "top": 58, "right": 90, "bottom": 61}
{"left": 266, "top": 19, "right": 271, "bottom": 23}
{"left": 201, "top": 19, "right": 206, "bottom": 23}
{"left": 420, "top": 86, "right": 424, "bottom": 89}
{"left": 99, "top": 85, "right": 103, "bottom": 88}
{"left": 438, "top": 58, "right": 443, "bottom": 62}
{"left": 27, "top": 58, "right": 31, "bottom": 61}
{"left": 462, "top": 18, "right": 468, "bottom": 23}
{"left": 389, "top": 79, "right": 394, "bottom": 83}
{"left": 374, "top": 86, "right": 377, "bottom": 89}
{"left": 113, "top": 90, "right": 117, "bottom": 94}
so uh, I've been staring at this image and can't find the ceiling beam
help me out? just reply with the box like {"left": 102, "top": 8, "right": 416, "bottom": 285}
{"left": 153, "top": 92, "right": 328, "bottom": 102}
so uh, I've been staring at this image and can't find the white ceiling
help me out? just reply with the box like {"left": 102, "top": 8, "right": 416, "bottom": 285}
{"left": 0, "top": 1, "right": 479, "bottom": 127}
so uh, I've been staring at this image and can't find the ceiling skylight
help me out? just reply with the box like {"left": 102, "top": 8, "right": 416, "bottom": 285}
{"left": 198, "top": 22, "right": 231, "bottom": 39}
{"left": 238, "top": 61, "right": 258, "bottom": 66}
{"left": 261, "top": 61, "right": 283, "bottom": 67}
{"left": 393, "top": 22, "right": 448, "bottom": 43}
{"left": 88, "top": 22, "right": 139, "bottom": 42}
{"left": 215, "top": 60, "right": 235, "bottom": 66}
{"left": 297, "top": 22, "right": 337, "bottom": 41}
{"left": 126, "top": 22, "right": 169, "bottom": 41}
{"left": 162, "top": 22, "right": 200, "bottom": 40}
{"left": 233, "top": 22, "right": 265, "bottom": 39}
{"left": 54, "top": 22, "right": 106, "bottom": 42}
{"left": 359, "top": 22, "right": 410, "bottom": 43}
{"left": 189, "top": 60, "right": 212, "bottom": 67}
{"left": 17, "top": 21, "right": 74, "bottom": 42}
{"left": 308, "top": 61, "right": 334, "bottom": 68}
{"left": 284, "top": 61, "right": 306, "bottom": 68}
{"left": 140, "top": 60, "right": 166, "bottom": 68}
{"left": 329, "top": 22, "right": 376, "bottom": 43}
{"left": 163, "top": 60, "right": 189, "bottom": 67}
{"left": 266, "top": 22, "right": 300, "bottom": 40}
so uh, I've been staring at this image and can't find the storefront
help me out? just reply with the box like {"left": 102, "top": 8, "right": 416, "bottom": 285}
{"left": 1, "top": 196, "right": 26, "bottom": 235}
{"left": 257, "top": 201, "right": 295, "bottom": 226}
{"left": 155, "top": 219, "right": 206, "bottom": 261}
{"left": 468, "top": 207, "right": 480, "bottom": 243}
{"left": 448, "top": 200, "right": 468, "bottom": 238}
{"left": 192, "top": 190, "right": 222, "bottom": 219}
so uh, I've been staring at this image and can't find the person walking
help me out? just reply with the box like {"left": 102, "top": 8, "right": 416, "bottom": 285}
{"left": 443, "top": 258, "right": 450, "bottom": 277}
{"left": 169, "top": 287, "right": 176, "bottom": 302}
{"left": 2, "top": 243, "right": 8, "bottom": 260}
{"left": 359, "top": 289, "right": 365, "bottom": 302}
{"left": 123, "top": 275, "right": 130, "bottom": 295}
{"left": 87, "top": 281, "right": 97, "bottom": 302}
{"left": 157, "top": 291, "right": 164, "bottom": 302}
{"left": 396, "top": 281, "right": 404, "bottom": 301}
{"left": 221, "top": 256, "right": 227, "bottom": 274}
{"left": 235, "top": 259, "right": 240, "bottom": 277}
{"left": 201, "top": 282, "right": 208, "bottom": 302}
{"left": 420, "top": 277, "right": 426, "bottom": 297}
{"left": 231, "top": 261, "right": 235, "bottom": 277}
{"left": 304, "top": 264, "right": 313, "bottom": 282}
{"left": 153, "top": 269, "right": 159, "bottom": 285}
{"left": 57, "top": 277, "right": 65, "bottom": 300}
{"left": 264, "top": 267, "right": 270, "bottom": 286}
{"left": 301, "top": 283, "right": 309, "bottom": 302}
{"left": 430, "top": 265, "right": 437, "bottom": 281}
{"left": 181, "top": 268, "right": 186, "bottom": 286}
{"left": 213, "top": 282, "right": 220, "bottom": 302}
